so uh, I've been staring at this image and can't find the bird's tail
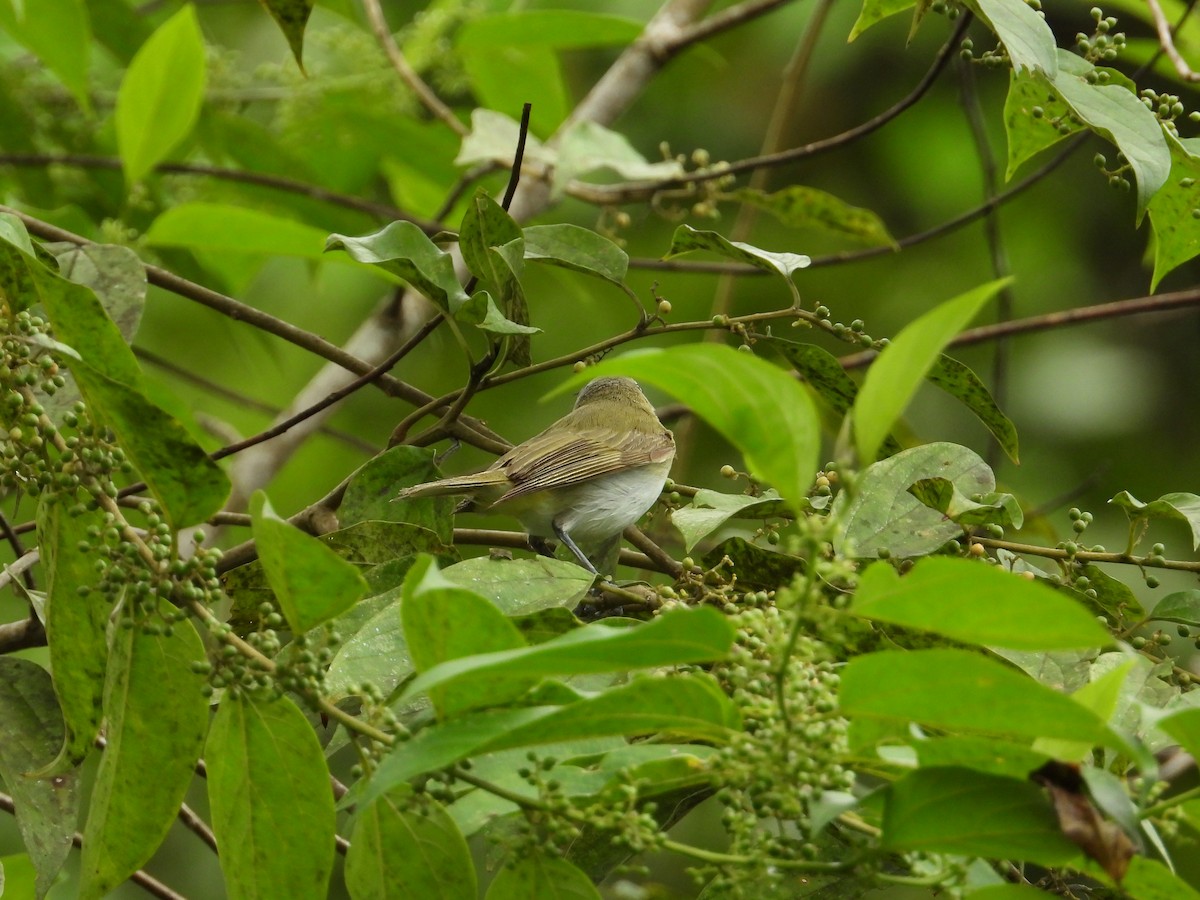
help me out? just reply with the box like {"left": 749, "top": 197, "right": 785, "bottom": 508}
{"left": 392, "top": 469, "right": 509, "bottom": 501}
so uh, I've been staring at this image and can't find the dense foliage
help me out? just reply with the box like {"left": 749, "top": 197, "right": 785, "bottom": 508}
{"left": 3, "top": 0, "right": 1200, "bottom": 898}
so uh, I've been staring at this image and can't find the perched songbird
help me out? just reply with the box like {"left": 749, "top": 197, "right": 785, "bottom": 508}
{"left": 393, "top": 377, "right": 675, "bottom": 574}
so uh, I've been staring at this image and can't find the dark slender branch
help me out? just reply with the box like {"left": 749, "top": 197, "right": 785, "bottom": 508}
{"left": 838, "top": 287, "right": 1200, "bottom": 368}
{"left": 501, "top": 103, "right": 533, "bottom": 210}
{"left": 0, "top": 791, "right": 188, "bottom": 900}
{"left": 0, "top": 508, "right": 34, "bottom": 592}
{"left": 623, "top": 526, "right": 684, "bottom": 577}
{"left": 0, "top": 614, "right": 46, "bottom": 653}
{"left": 0, "top": 153, "right": 435, "bottom": 231}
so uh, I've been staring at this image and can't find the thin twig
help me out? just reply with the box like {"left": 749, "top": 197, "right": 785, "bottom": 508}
{"left": 177, "top": 802, "right": 219, "bottom": 854}
{"left": 0, "top": 507, "right": 34, "bottom": 591}
{"left": 361, "top": 0, "right": 467, "bottom": 135}
{"left": 1147, "top": 0, "right": 1200, "bottom": 81}
{"left": 0, "top": 153, "right": 434, "bottom": 230}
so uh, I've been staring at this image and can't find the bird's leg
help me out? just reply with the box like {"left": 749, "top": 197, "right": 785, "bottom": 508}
{"left": 552, "top": 522, "right": 599, "bottom": 575}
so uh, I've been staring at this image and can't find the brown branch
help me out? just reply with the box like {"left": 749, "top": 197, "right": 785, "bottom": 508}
{"left": 0, "top": 153, "right": 434, "bottom": 230}
{"left": 361, "top": 0, "right": 467, "bottom": 135}
{"left": 0, "top": 614, "right": 46, "bottom": 653}
{"left": 1147, "top": 0, "right": 1200, "bottom": 81}
{"left": 670, "top": 0, "right": 796, "bottom": 53}
{"left": 838, "top": 287, "right": 1200, "bottom": 369}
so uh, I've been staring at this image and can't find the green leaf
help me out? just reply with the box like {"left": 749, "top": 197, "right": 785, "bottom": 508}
{"left": 361, "top": 674, "right": 739, "bottom": 805}
{"left": 914, "top": 735, "right": 1051, "bottom": 780}
{"left": 882, "top": 767, "right": 1077, "bottom": 864}
{"left": 1149, "top": 590, "right": 1200, "bottom": 627}
{"left": 70, "top": 356, "right": 230, "bottom": 528}
{"left": 555, "top": 344, "right": 820, "bottom": 508}
{"left": 1004, "top": 65, "right": 1082, "bottom": 179}
{"left": 486, "top": 853, "right": 600, "bottom": 900}
{"left": 1071, "top": 563, "right": 1145, "bottom": 621}
{"left": 849, "top": 0, "right": 917, "bottom": 39}
{"left": 326, "top": 221, "right": 469, "bottom": 311}
{"left": 1148, "top": 136, "right": 1200, "bottom": 290}
{"left": 458, "top": 290, "right": 541, "bottom": 335}
{"left": 456, "top": 109, "right": 554, "bottom": 170}
{"left": 701, "top": 537, "right": 806, "bottom": 592}
{"left": 664, "top": 225, "right": 811, "bottom": 279}
{"left": 404, "top": 606, "right": 734, "bottom": 704}
{"left": 322, "top": 520, "right": 455, "bottom": 567}
{"left": 972, "top": 0, "right": 1058, "bottom": 76}
{"left": 440, "top": 556, "right": 596, "bottom": 615}
{"left": 851, "top": 557, "right": 1111, "bottom": 650}
{"left": 762, "top": 339, "right": 858, "bottom": 414}
{"left": 522, "top": 224, "right": 629, "bottom": 286}
{"left": 838, "top": 442, "right": 995, "bottom": 558}
{"left": 840, "top": 648, "right": 1115, "bottom": 746}
{"left": 671, "top": 489, "right": 786, "bottom": 552}
{"left": 1051, "top": 54, "right": 1170, "bottom": 219}
{"left": 734, "top": 186, "right": 897, "bottom": 247}
{"left": 926, "top": 355, "right": 1019, "bottom": 463}
{"left": 907, "top": 477, "right": 1023, "bottom": 528}
{"left": 459, "top": 189, "right": 522, "bottom": 293}
{"left": 555, "top": 121, "right": 684, "bottom": 194}
{"left": 79, "top": 619, "right": 209, "bottom": 900}
{"left": 854, "top": 279, "right": 1007, "bottom": 463}
{"left": 403, "top": 566, "right": 530, "bottom": 718}
{"left": 461, "top": 45, "right": 567, "bottom": 138}
{"left": 48, "top": 242, "right": 147, "bottom": 344}
{"left": 0, "top": 658, "right": 77, "bottom": 899}
{"left": 115, "top": 5, "right": 207, "bottom": 183}
{"left": 207, "top": 693, "right": 336, "bottom": 900}
{"left": 456, "top": 10, "right": 641, "bottom": 49}
{"left": 258, "top": 0, "right": 313, "bottom": 71}
{"left": 0, "top": 854, "right": 38, "bottom": 898}
{"left": 1036, "top": 660, "right": 1134, "bottom": 761}
{"left": 250, "top": 492, "right": 368, "bottom": 633}
{"left": 1122, "top": 856, "right": 1200, "bottom": 900}
{"left": 340, "top": 445, "right": 451, "bottom": 541}
{"left": 324, "top": 590, "right": 411, "bottom": 702}
{"left": 0, "top": 0, "right": 91, "bottom": 109}
{"left": 146, "top": 203, "right": 341, "bottom": 260}
{"left": 346, "top": 789, "right": 476, "bottom": 900}
{"left": 1110, "top": 490, "right": 1200, "bottom": 549}
{"left": 34, "top": 497, "right": 108, "bottom": 773}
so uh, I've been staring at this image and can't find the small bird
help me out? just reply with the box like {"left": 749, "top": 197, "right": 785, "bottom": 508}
{"left": 393, "top": 377, "right": 675, "bottom": 574}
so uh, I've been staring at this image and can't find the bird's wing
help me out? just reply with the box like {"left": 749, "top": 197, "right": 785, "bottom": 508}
{"left": 493, "top": 427, "right": 674, "bottom": 504}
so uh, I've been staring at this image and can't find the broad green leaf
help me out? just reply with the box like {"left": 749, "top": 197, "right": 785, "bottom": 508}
{"left": 34, "top": 497, "right": 108, "bottom": 773}
{"left": 926, "top": 355, "right": 1019, "bottom": 463}
{"left": 882, "top": 767, "right": 1077, "bottom": 864}
{"left": 457, "top": 290, "right": 541, "bottom": 335}
{"left": 968, "top": 887, "right": 1058, "bottom": 899}
{"left": 456, "top": 109, "right": 554, "bottom": 170}
{"left": 327, "top": 222, "right": 467, "bottom": 310}
{"left": 487, "top": 853, "right": 600, "bottom": 900}
{"left": 838, "top": 442, "right": 995, "bottom": 558}
{"left": 664, "top": 225, "right": 810, "bottom": 279}
{"left": 1004, "top": 65, "right": 1082, "bottom": 179}
{"left": 840, "top": 648, "right": 1115, "bottom": 746}
{"left": 1149, "top": 590, "right": 1200, "bottom": 627}
{"left": 340, "top": 445, "right": 451, "bottom": 541}
{"left": 522, "top": 224, "right": 629, "bottom": 286}
{"left": 0, "top": 212, "right": 36, "bottom": 255}
{"left": 972, "top": 0, "right": 1058, "bottom": 76}
{"left": 70, "top": 356, "right": 230, "bottom": 528}
{"left": 459, "top": 189, "right": 522, "bottom": 293}
{"left": 346, "top": 789, "right": 476, "bottom": 900}
{"left": 907, "top": 477, "right": 1024, "bottom": 529}
{"left": 851, "top": 557, "right": 1111, "bottom": 650}
{"left": 1051, "top": 54, "right": 1170, "bottom": 219}
{"left": 79, "top": 618, "right": 209, "bottom": 900}
{"left": 0, "top": 854, "right": 38, "bottom": 898}
{"left": 361, "top": 674, "right": 739, "bottom": 805}
{"left": 404, "top": 606, "right": 734, "bottom": 703}
{"left": 250, "top": 492, "right": 367, "bottom": 633}
{"left": 671, "top": 489, "right": 785, "bottom": 552}
{"left": 441, "top": 556, "right": 596, "bottom": 615}
{"left": 1110, "top": 490, "right": 1200, "bottom": 549}
{"left": 1121, "top": 856, "right": 1200, "bottom": 900}
{"left": 914, "top": 735, "right": 1051, "bottom": 780}
{"left": 0, "top": 658, "right": 77, "bottom": 899}
{"left": 734, "top": 186, "right": 896, "bottom": 247}
{"left": 555, "top": 121, "right": 684, "bottom": 194}
{"left": 456, "top": 10, "right": 641, "bottom": 49}
{"left": 762, "top": 339, "right": 858, "bottom": 414}
{"left": 854, "top": 279, "right": 1007, "bottom": 463}
{"left": 324, "top": 589, "right": 411, "bottom": 702}
{"left": 0, "top": 0, "right": 91, "bottom": 109}
{"left": 259, "top": 0, "right": 313, "bottom": 70}
{"left": 701, "top": 536, "right": 806, "bottom": 592}
{"left": 1157, "top": 707, "right": 1200, "bottom": 760}
{"left": 403, "top": 572, "right": 529, "bottom": 718}
{"left": 1148, "top": 136, "right": 1200, "bottom": 290}
{"left": 849, "top": 0, "right": 917, "bottom": 39}
{"left": 1072, "top": 563, "right": 1145, "bottom": 621}
{"left": 115, "top": 5, "right": 207, "bottom": 183}
{"left": 207, "top": 693, "right": 336, "bottom": 900}
{"left": 321, "top": 520, "right": 455, "bottom": 567}
{"left": 146, "top": 203, "right": 340, "bottom": 260}
{"left": 1035, "top": 659, "right": 1134, "bottom": 761}
{"left": 556, "top": 344, "right": 820, "bottom": 508}
{"left": 48, "top": 242, "right": 147, "bottom": 344}
{"left": 461, "top": 43, "right": 567, "bottom": 138}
